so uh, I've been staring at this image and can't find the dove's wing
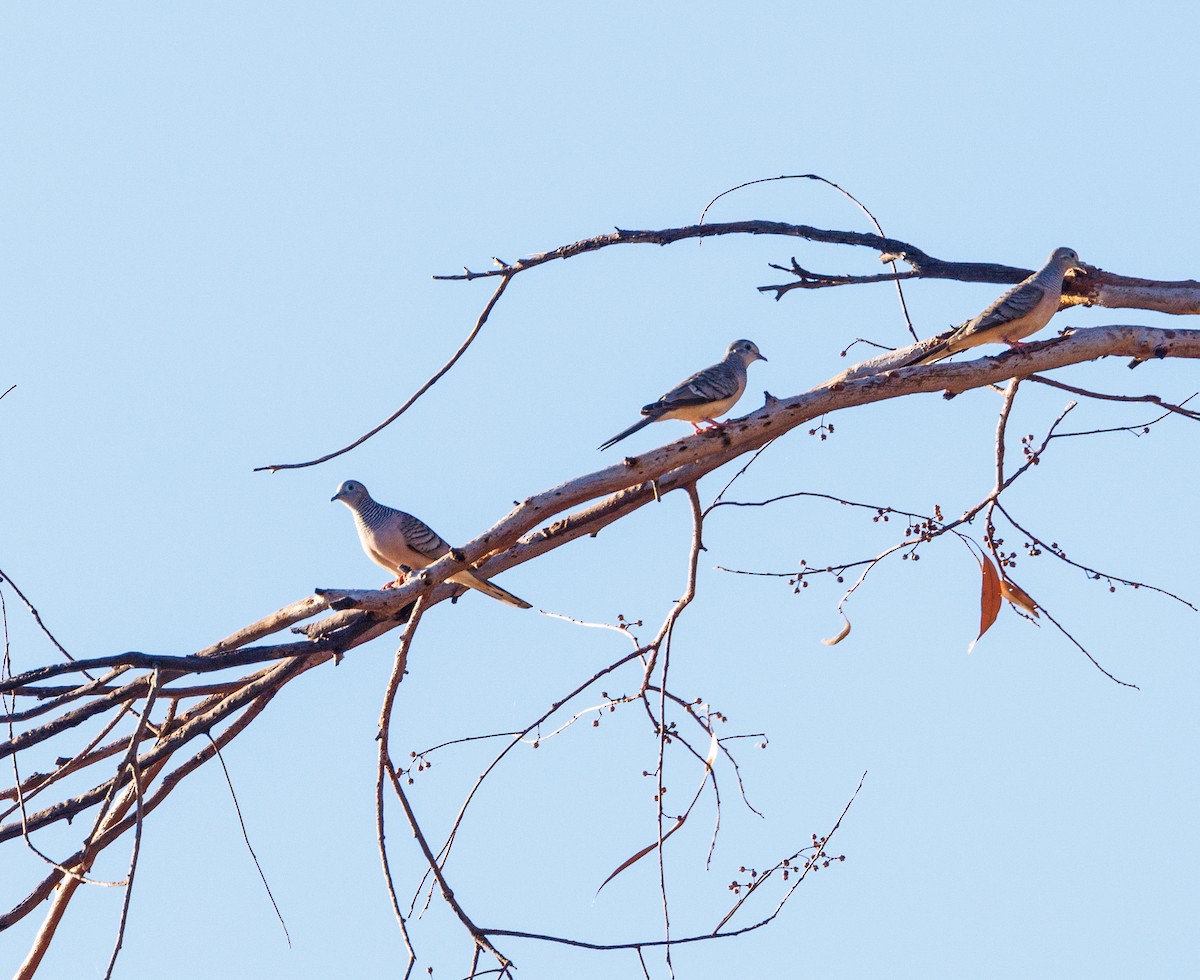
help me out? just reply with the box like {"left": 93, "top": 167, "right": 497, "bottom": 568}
{"left": 961, "top": 279, "right": 1048, "bottom": 338}
{"left": 649, "top": 358, "right": 744, "bottom": 415}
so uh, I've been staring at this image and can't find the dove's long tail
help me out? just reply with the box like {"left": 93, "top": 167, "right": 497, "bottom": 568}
{"left": 450, "top": 570, "right": 533, "bottom": 609}
{"left": 598, "top": 415, "right": 656, "bottom": 451}
{"left": 898, "top": 338, "right": 952, "bottom": 368}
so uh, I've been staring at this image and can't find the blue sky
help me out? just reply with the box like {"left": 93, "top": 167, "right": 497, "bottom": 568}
{"left": 2, "top": 3, "right": 1198, "bottom": 978}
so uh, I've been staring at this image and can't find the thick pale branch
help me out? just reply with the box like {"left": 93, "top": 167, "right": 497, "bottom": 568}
{"left": 291, "top": 324, "right": 1200, "bottom": 632}
{"left": 1071, "top": 274, "right": 1200, "bottom": 317}
{"left": 217, "top": 324, "right": 1200, "bottom": 662}
{"left": 834, "top": 324, "right": 1198, "bottom": 382}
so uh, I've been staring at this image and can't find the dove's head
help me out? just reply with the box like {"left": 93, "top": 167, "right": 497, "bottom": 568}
{"left": 728, "top": 339, "right": 767, "bottom": 365}
{"left": 332, "top": 480, "right": 370, "bottom": 507}
{"left": 1050, "top": 247, "right": 1084, "bottom": 274}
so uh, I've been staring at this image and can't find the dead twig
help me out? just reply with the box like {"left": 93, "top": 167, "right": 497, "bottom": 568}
{"left": 256, "top": 274, "right": 513, "bottom": 472}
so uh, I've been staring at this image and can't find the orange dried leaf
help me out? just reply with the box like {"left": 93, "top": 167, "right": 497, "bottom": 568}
{"left": 1000, "top": 577, "right": 1040, "bottom": 618}
{"left": 968, "top": 553, "right": 1002, "bottom": 653}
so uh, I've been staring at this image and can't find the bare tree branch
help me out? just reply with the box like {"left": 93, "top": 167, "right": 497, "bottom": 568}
{"left": 256, "top": 274, "right": 514, "bottom": 473}
{"left": 430, "top": 221, "right": 1200, "bottom": 315}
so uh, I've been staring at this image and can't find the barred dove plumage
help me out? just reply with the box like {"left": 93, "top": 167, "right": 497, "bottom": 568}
{"left": 902, "top": 247, "right": 1084, "bottom": 367}
{"left": 332, "top": 480, "right": 531, "bottom": 609}
{"left": 598, "top": 339, "right": 767, "bottom": 451}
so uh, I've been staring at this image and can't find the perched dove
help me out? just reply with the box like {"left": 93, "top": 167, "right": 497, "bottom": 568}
{"left": 598, "top": 339, "right": 767, "bottom": 451}
{"left": 332, "top": 480, "right": 531, "bottom": 609}
{"left": 901, "top": 247, "right": 1085, "bottom": 367}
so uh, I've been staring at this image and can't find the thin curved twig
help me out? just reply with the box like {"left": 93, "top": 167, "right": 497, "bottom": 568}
{"left": 255, "top": 274, "right": 513, "bottom": 472}
{"left": 0, "top": 568, "right": 86, "bottom": 671}
{"left": 1027, "top": 375, "right": 1200, "bottom": 424}
{"left": 210, "top": 734, "right": 291, "bottom": 946}
{"left": 994, "top": 501, "right": 1195, "bottom": 611}
{"left": 100, "top": 757, "right": 144, "bottom": 980}
{"left": 376, "top": 600, "right": 425, "bottom": 978}
{"left": 696, "top": 173, "right": 917, "bottom": 339}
